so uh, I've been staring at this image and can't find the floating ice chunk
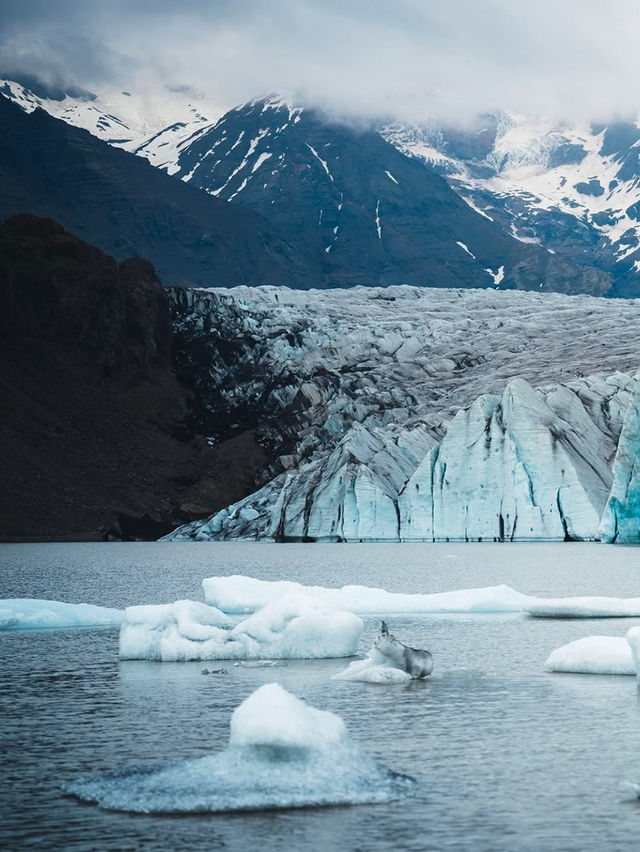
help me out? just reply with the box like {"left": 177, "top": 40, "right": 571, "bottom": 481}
{"left": 119, "top": 594, "right": 363, "bottom": 661}
{"left": 524, "top": 595, "right": 640, "bottom": 618}
{"left": 333, "top": 648, "right": 413, "bottom": 684}
{"left": 624, "top": 626, "right": 640, "bottom": 677}
{"left": 63, "top": 683, "right": 416, "bottom": 813}
{"left": 202, "top": 575, "right": 528, "bottom": 615}
{"left": 0, "top": 599, "right": 123, "bottom": 631}
{"left": 544, "top": 636, "right": 635, "bottom": 674}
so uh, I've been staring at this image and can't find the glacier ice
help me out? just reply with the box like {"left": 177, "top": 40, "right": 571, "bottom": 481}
{"left": 544, "top": 636, "right": 635, "bottom": 675}
{"left": 202, "top": 575, "right": 529, "bottom": 615}
{"left": 0, "top": 599, "right": 124, "bottom": 630}
{"left": 599, "top": 373, "right": 640, "bottom": 543}
{"left": 119, "top": 595, "right": 363, "bottom": 661}
{"left": 63, "top": 683, "right": 416, "bottom": 813}
{"left": 624, "top": 627, "right": 640, "bottom": 678}
{"left": 523, "top": 595, "right": 640, "bottom": 618}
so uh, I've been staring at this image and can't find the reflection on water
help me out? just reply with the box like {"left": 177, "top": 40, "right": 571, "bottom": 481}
{"left": 2, "top": 542, "right": 640, "bottom": 850}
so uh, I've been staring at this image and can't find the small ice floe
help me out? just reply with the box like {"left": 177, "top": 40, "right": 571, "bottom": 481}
{"left": 0, "top": 599, "right": 124, "bottom": 631}
{"left": 544, "top": 636, "right": 635, "bottom": 675}
{"left": 63, "top": 683, "right": 416, "bottom": 813}
{"left": 524, "top": 595, "right": 640, "bottom": 618}
{"left": 202, "top": 575, "right": 528, "bottom": 615}
{"left": 333, "top": 621, "right": 432, "bottom": 684}
{"left": 119, "top": 595, "right": 362, "bottom": 662}
{"left": 624, "top": 627, "right": 640, "bottom": 677}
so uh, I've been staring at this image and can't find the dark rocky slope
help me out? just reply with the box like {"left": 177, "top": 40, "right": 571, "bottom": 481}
{"left": 0, "top": 94, "right": 322, "bottom": 289}
{"left": 0, "top": 215, "right": 266, "bottom": 540}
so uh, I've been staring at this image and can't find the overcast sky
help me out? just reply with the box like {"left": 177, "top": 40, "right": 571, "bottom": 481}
{"left": 2, "top": 0, "right": 640, "bottom": 124}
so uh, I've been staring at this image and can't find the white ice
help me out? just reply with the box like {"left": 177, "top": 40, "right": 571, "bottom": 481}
{"left": 544, "top": 636, "right": 635, "bottom": 675}
{"left": 0, "top": 599, "right": 124, "bottom": 630}
{"left": 202, "top": 575, "right": 529, "bottom": 615}
{"left": 63, "top": 683, "right": 416, "bottom": 813}
{"left": 524, "top": 596, "right": 640, "bottom": 618}
{"left": 119, "top": 594, "right": 363, "bottom": 661}
{"left": 332, "top": 647, "right": 413, "bottom": 684}
{"left": 624, "top": 627, "right": 640, "bottom": 678}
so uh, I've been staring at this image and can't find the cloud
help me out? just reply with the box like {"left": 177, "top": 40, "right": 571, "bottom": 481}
{"left": 1, "top": 0, "right": 640, "bottom": 123}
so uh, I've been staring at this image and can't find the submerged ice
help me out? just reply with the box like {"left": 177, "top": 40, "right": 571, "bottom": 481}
{"left": 0, "top": 599, "right": 124, "bottom": 630}
{"left": 63, "top": 683, "right": 416, "bottom": 813}
{"left": 119, "top": 595, "right": 363, "bottom": 661}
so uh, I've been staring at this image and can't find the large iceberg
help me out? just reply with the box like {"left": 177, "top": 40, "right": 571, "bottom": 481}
{"left": 63, "top": 683, "right": 416, "bottom": 812}
{"left": 0, "top": 599, "right": 123, "bottom": 630}
{"left": 523, "top": 595, "right": 640, "bottom": 618}
{"left": 119, "top": 595, "right": 363, "bottom": 661}
{"left": 202, "top": 575, "right": 528, "bottom": 615}
{"left": 544, "top": 636, "right": 635, "bottom": 675}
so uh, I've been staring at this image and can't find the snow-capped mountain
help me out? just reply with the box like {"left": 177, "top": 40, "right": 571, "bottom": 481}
{"left": 383, "top": 114, "right": 640, "bottom": 297}
{"left": 0, "top": 76, "right": 220, "bottom": 163}
{"left": 2, "top": 76, "right": 621, "bottom": 295}
{"left": 164, "top": 284, "right": 640, "bottom": 542}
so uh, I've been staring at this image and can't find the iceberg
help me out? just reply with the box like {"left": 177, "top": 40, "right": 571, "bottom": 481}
{"left": 0, "top": 599, "right": 123, "bottom": 630}
{"left": 202, "top": 575, "right": 529, "bottom": 615}
{"left": 624, "top": 627, "right": 640, "bottom": 677}
{"left": 544, "top": 636, "right": 635, "bottom": 674}
{"left": 523, "top": 595, "right": 640, "bottom": 618}
{"left": 333, "top": 647, "right": 413, "bottom": 684}
{"left": 119, "top": 595, "right": 363, "bottom": 661}
{"left": 63, "top": 683, "right": 416, "bottom": 812}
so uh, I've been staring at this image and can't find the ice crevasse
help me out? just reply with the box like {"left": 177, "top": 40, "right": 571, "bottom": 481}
{"left": 63, "top": 683, "right": 416, "bottom": 812}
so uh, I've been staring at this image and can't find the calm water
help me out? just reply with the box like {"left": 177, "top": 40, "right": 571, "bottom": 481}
{"left": 2, "top": 541, "right": 640, "bottom": 851}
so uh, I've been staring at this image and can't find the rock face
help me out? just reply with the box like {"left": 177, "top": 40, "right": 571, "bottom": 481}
{"left": 164, "top": 285, "right": 639, "bottom": 542}
{"left": 0, "top": 216, "right": 267, "bottom": 540}
{"left": 598, "top": 374, "right": 640, "bottom": 542}
{"left": 0, "top": 94, "right": 321, "bottom": 289}
{"left": 164, "top": 96, "right": 609, "bottom": 294}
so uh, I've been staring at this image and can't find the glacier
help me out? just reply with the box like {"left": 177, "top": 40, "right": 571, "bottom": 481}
{"left": 164, "top": 285, "right": 640, "bottom": 543}
{"left": 598, "top": 374, "right": 640, "bottom": 542}
{"left": 0, "top": 599, "right": 124, "bottom": 630}
{"left": 63, "top": 683, "right": 416, "bottom": 812}
{"left": 544, "top": 636, "right": 635, "bottom": 675}
{"left": 119, "top": 595, "right": 362, "bottom": 661}
{"left": 202, "top": 575, "right": 528, "bottom": 615}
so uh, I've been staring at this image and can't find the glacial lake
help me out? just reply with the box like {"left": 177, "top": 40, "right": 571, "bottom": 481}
{"left": 2, "top": 541, "right": 640, "bottom": 851}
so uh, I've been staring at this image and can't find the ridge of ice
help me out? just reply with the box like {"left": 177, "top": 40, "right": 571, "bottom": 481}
{"left": 0, "top": 599, "right": 124, "bottom": 630}
{"left": 202, "top": 576, "right": 529, "bottom": 615}
{"left": 119, "top": 594, "right": 363, "bottom": 661}
{"left": 63, "top": 683, "right": 416, "bottom": 812}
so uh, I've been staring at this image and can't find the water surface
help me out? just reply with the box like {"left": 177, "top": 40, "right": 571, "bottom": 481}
{"left": 2, "top": 542, "right": 640, "bottom": 851}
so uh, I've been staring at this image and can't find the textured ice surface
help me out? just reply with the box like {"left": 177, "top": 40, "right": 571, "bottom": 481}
{"left": 119, "top": 595, "right": 362, "bottom": 661}
{"left": 624, "top": 627, "right": 640, "bottom": 678}
{"left": 599, "top": 374, "right": 640, "bottom": 543}
{"left": 202, "top": 575, "right": 528, "bottom": 614}
{"left": 524, "top": 596, "right": 640, "bottom": 618}
{"left": 164, "top": 284, "right": 638, "bottom": 543}
{"left": 63, "top": 683, "right": 416, "bottom": 813}
{"left": 332, "top": 647, "right": 413, "bottom": 684}
{"left": 544, "top": 636, "right": 635, "bottom": 674}
{"left": 0, "top": 599, "right": 123, "bottom": 630}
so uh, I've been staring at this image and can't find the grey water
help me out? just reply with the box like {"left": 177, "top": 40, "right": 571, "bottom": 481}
{"left": 2, "top": 541, "right": 640, "bottom": 851}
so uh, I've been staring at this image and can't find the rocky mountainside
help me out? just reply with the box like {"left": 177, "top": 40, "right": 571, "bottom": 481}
{"left": 161, "top": 96, "right": 610, "bottom": 293}
{"left": 0, "top": 216, "right": 267, "bottom": 540}
{"left": 3, "top": 77, "right": 625, "bottom": 295}
{"left": 163, "top": 285, "right": 640, "bottom": 542}
{"left": 383, "top": 114, "right": 640, "bottom": 297}
{"left": 0, "top": 95, "right": 322, "bottom": 289}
